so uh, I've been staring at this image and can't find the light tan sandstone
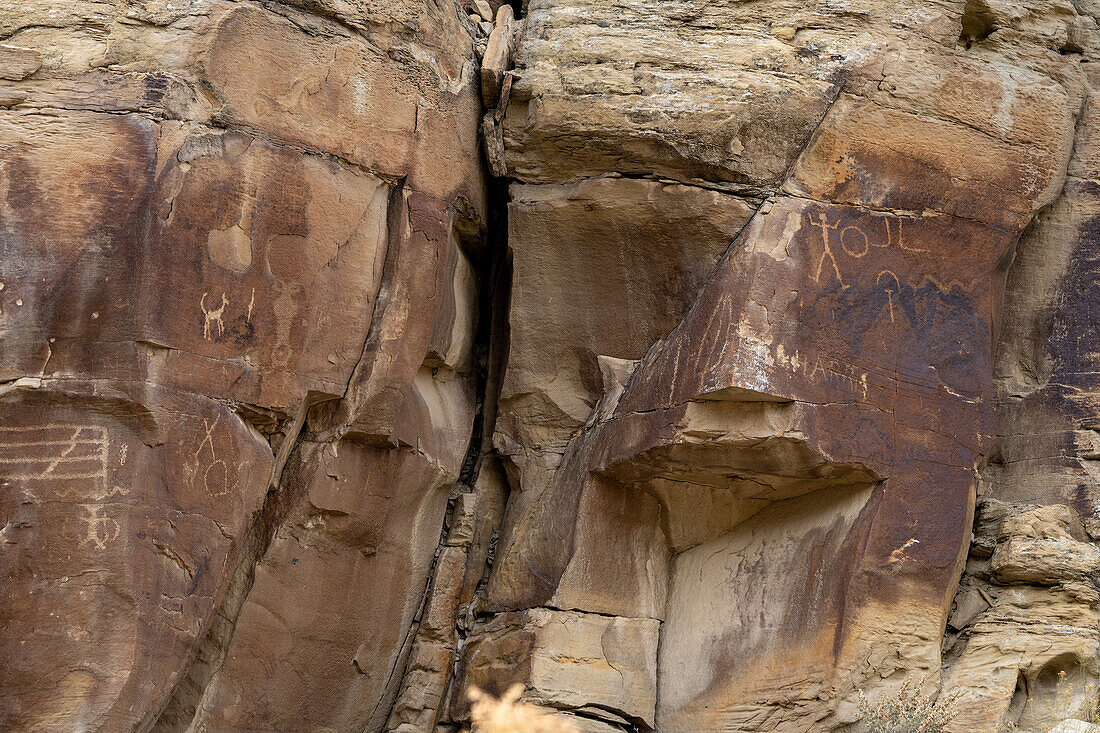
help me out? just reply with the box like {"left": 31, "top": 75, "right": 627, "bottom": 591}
{"left": 5, "top": 0, "right": 1100, "bottom": 731}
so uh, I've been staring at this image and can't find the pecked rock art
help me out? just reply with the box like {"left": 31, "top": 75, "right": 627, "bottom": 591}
{"left": 2, "top": 0, "right": 1100, "bottom": 731}
{"left": 0, "top": 0, "right": 486, "bottom": 731}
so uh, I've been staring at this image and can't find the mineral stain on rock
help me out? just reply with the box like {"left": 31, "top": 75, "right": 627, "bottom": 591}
{"left": 0, "top": 0, "right": 1099, "bottom": 732}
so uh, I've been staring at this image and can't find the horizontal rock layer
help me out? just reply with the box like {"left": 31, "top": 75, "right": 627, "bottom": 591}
{"left": 3, "top": 0, "right": 1100, "bottom": 732}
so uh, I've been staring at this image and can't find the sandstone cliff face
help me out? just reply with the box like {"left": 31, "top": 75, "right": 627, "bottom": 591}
{"left": 0, "top": 1, "right": 487, "bottom": 731}
{"left": 2, "top": 0, "right": 1100, "bottom": 732}
{"left": 477, "top": 0, "right": 1100, "bottom": 730}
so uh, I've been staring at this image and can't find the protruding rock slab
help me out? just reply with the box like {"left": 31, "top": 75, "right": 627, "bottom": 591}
{"left": 490, "top": 186, "right": 1056, "bottom": 729}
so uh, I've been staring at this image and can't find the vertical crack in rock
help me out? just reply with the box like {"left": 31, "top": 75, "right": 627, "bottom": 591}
{"left": 149, "top": 401, "right": 314, "bottom": 732}
{"left": 381, "top": 174, "right": 513, "bottom": 732}
{"left": 151, "top": 178, "right": 414, "bottom": 731}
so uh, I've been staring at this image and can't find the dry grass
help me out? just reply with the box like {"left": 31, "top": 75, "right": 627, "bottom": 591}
{"left": 999, "top": 670, "right": 1100, "bottom": 732}
{"left": 467, "top": 684, "right": 580, "bottom": 733}
{"left": 858, "top": 677, "right": 960, "bottom": 733}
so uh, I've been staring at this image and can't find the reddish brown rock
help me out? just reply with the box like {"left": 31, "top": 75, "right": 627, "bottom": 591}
{"left": 5, "top": 0, "right": 1100, "bottom": 731}
{"left": 0, "top": 0, "right": 486, "bottom": 731}
{"left": 479, "top": 0, "right": 1091, "bottom": 730}
{"left": 0, "top": 384, "right": 271, "bottom": 732}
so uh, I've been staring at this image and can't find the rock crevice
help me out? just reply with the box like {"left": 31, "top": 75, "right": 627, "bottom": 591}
{"left": 3, "top": 1, "right": 1100, "bottom": 732}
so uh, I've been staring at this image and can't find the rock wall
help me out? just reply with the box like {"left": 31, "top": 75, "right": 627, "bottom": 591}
{"left": 476, "top": 0, "right": 1099, "bottom": 731}
{"left": 0, "top": 1, "right": 489, "bottom": 731}
{"left": 2, "top": 0, "right": 1100, "bottom": 732}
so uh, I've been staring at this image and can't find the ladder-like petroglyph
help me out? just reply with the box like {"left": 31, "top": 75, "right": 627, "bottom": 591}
{"left": 0, "top": 424, "right": 110, "bottom": 496}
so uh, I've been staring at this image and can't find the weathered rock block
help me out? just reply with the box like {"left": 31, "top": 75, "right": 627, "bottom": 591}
{"left": 484, "top": 0, "right": 1090, "bottom": 729}
{"left": 459, "top": 609, "right": 659, "bottom": 726}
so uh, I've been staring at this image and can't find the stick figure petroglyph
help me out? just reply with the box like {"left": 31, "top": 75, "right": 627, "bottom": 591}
{"left": 184, "top": 417, "right": 231, "bottom": 497}
{"left": 807, "top": 214, "right": 847, "bottom": 289}
{"left": 201, "top": 292, "right": 229, "bottom": 340}
{"left": 806, "top": 212, "right": 924, "bottom": 297}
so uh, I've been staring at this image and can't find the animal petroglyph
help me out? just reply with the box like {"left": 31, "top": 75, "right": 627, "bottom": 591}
{"left": 201, "top": 292, "right": 229, "bottom": 340}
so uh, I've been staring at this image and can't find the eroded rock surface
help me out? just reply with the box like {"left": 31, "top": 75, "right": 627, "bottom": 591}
{"left": 4, "top": 0, "right": 1100, "bottom": 731}
{"left": 941, "top": 59, "right": 1100, "bottom": 733}
{"left": 0, "top": 0, "right": 487, "bottom": 731}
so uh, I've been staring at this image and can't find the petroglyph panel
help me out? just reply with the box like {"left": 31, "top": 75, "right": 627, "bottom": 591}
{"left": 0, "top": 386, "right": 273, "bottom": 732}
{"left": 142, "top": 129, "right": 391, "bottom": 412}
{"left": 489, "top": 190, "right": 1021, "bottom": 730}
{"left": 614, "top": 196, "right": 1015, "bottom": 415}
{"left": 0, "top": 424, "right": 109, "bottom": 496}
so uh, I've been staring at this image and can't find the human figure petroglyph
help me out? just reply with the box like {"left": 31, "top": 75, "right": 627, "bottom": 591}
{"left": 184, "top": 417, "right": 231, "bottom": 497}
{"left": 201, "top": 291, "right": 229, "bottom": 340}
{"left": 807, "top": 214, "right": 847, "bottom": 288}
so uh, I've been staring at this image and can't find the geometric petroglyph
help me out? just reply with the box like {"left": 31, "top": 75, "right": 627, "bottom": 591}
{"left": 876, "top": 269, "right": 901, "bottom": 322}
{"left": 183, "top": 417, "right": 231, "bottom": 497}
{"left": 81, "top": 504, "right": 122, "bottom": 550}
{"left": 0, "top": 424, "right": 122, "bottom": 549}
{"left": 0, "top": 424, "right": 110, "bottom": 497}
